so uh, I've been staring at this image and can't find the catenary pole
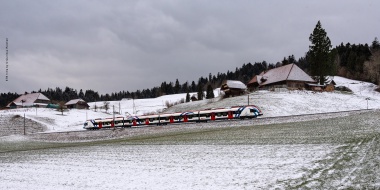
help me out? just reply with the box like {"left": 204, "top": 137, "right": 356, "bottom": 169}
{"left": 23, "top": 113, "right": 26, "bottom": 135}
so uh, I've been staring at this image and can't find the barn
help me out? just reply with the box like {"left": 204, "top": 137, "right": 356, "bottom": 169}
{"left": 7, "top": 93, "right": 51, "bottom": 108}
{"left": 247, "top": 64, "right": 315, "bottom": 91}
{"left": 65, "top": 99, "right": 90, "bottom": 109}
{"left": 221, "top": 80, "right": 247, "bottom": 97}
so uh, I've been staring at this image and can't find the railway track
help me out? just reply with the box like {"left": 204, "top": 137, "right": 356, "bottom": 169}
{"left": 27, "top": 109, "right": 377, "bottom": 142}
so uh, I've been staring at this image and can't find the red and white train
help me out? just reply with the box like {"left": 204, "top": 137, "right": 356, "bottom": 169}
{"left": 83, "top": 105, "right": 263, "bottom": 130}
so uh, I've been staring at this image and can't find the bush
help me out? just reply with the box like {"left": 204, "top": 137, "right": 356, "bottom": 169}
{"left": 12, "top": 115, "right": 21, "bottom": 119}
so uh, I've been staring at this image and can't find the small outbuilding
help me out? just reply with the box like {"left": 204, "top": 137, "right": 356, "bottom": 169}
{"left": 7, "top": 93, "right": 51, "bottom": 108}
{"left": 191, "top": 94, "right": 198, "bottom": 101}
{"left": 324, "top": 80, "right": 336, "bottom": 92}
{"left": 221, "top": 80, "right": 247, "bottom": 97}
{"left": 65, "top": 99, "right": 89, "bottom": 109}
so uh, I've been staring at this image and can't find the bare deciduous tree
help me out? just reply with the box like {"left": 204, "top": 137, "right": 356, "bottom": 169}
{"left": 103, "top": 101, "right": 110, "bottom": 113}
{"left": 364, "top": 50, "right": 380, "bottom": 85}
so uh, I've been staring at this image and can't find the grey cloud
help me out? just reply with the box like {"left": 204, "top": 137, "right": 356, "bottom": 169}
{"left": 0, "top": 0, "right": 379, "bottom": 94}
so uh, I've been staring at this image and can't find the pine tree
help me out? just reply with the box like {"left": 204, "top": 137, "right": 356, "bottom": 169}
{"left": 307, "top": 20, "right": 332, "bottom": 85}
{"left": 186, "top": 90, "right": 190, "bottom": 102}
{"left": 197, "top": 83, "right": 203, "bottom": 100}
{"left": 371, "top": 37, "right": 380, "bottom": 51}
{"left": 206, "top": 84, "right": 214, "bottom": 99}
{"left": 174, "top": 79, "right": 181, "bottom": 94}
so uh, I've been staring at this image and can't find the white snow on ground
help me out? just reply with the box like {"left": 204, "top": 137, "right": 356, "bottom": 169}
{"left": 0, "top": 76, "right": 379, "bottom": 189}
{"left": 0, "top": 76, "right": 379, "bottom": 132}
{"left": 0, "top": 144, "right": 335, "bottom": 190}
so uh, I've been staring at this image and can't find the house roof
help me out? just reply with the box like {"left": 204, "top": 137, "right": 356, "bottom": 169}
{"left": 248, "top": 64, "right": 315, "bottom": 86}
{"left": 222, "top": 80, "right": 247, "bottom": 90}
{"left": 7, "top": 93, "right": 50, "bottom": 107}
{"left": 65, "top": 99, "right": 87, "bottom": 106}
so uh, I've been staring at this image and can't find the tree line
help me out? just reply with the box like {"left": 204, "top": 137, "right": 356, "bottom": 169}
{"left": 1, "top": 21, "right": 379, "bottom": 108}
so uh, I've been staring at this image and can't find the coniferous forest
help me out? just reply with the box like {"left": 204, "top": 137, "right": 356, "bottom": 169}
{"left": 1, "top": 36, "right": 380, "bottom": 108}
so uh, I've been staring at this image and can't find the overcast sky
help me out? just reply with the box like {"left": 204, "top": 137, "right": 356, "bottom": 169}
{"left": 0, "top": 0, "right": 379, "bottom": 94}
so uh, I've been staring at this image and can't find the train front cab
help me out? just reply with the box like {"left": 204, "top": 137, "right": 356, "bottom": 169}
{"left": 238, "top": 106, "right": 261, "bottom": 119}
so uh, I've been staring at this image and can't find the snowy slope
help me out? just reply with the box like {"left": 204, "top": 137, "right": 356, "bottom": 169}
{"left": 0, "top": 76, "right": 379, "bottom": 132}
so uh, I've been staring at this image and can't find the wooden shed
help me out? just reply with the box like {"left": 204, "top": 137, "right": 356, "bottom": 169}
{"left": 191, "top": 95, "right": 198, "bottom": 101}
{"left": 65, "top": 99, "right": 90, "bottom": 109}
{"left": 221, "top": 80, "right": 247, "bottom": 97}
{"left": 324, "top": 80, "right": 336, "bottom": 92}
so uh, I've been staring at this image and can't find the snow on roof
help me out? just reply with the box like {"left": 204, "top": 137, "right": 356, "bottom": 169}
{"left": 247, "top": 75, "right": 262, "bottom": 85}
{"left": 249, "top": 64, "right": 315, "bottom": 86}
{"left": 7, "top": 93, "right": 50, "bottom": 107}
{"left": 65, "top": 99, "right": 86, "bottom": 105}
{"left": 224, "top": 80, "right": 247, "bottom": 89}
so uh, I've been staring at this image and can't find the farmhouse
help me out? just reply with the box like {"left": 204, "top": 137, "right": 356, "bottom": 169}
{"left": 221, "top": 80, "right": 247, "bottom": 97}
{"left": 7, "top": 93, "right": 51, "bottom": 108}
{"left": 65, "top": 99, "right": 90, "bottom": 109}
{"left": 247, "top": 63, "right": 315, "bottom": 91}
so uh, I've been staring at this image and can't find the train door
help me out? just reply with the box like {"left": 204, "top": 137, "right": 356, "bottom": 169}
{"left": 211, "top": 112, "right": 216, "bottom": 121}
{"left": 183, "top": 115, "right": 188, "bottom": 122}
{"left": 228, "top": 111, "right": 233, "bottom": 119}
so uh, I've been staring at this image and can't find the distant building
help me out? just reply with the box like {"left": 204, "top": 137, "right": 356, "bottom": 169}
{"left": 65, "top": 99, "right": 89, "bottom": 109}
{"left": 191, "top": 94, "right": 198, "bottom": 101}
{"left": 7, "top": 93, "right": 51, "bottom": 108}
{"left": 221, "top": 80, "right": 247, "bottom": 97}
{"left": 247, "top": 64, "right": 315, "bottom": 91}
{"left": 324, "top": 80, "right": 336, "bottom": 92}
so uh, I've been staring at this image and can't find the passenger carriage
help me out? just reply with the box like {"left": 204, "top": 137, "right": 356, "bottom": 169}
{"left": 83, "top": 105, "right": 263, "bottom": 129}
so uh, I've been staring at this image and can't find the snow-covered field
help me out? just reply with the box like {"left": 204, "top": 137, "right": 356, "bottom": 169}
{"left": 1, "top": 76, "right": 379, "bottom": 133}
{"left": 1, "top": 76, "right": 380, "bottom": 189}
{"left": 0, "top": 144, "right": 336, "bottom": 189}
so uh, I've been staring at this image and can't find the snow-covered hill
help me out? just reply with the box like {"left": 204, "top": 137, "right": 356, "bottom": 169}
{"left": 0, "top": 76, "right": 379, "bottom": 133}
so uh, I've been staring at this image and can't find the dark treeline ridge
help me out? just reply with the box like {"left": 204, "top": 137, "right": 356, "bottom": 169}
{"left": 1, "top": 38, "right": 379, "bottom": 108}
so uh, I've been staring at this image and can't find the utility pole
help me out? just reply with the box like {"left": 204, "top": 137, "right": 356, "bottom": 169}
{"left": 366, "top": 97, "right": 370, "bottom": 110}
{"left": 6, "top": 38, "right": 9, "bottom": 82}
{"left": 113, "top": 105, "right": 115, "bottom": 130}
{"left": 133, "top": 98, "right": 136, "bottom": 115}
{"left": 23, "top": 113, "right": 26, "bottom": 135}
